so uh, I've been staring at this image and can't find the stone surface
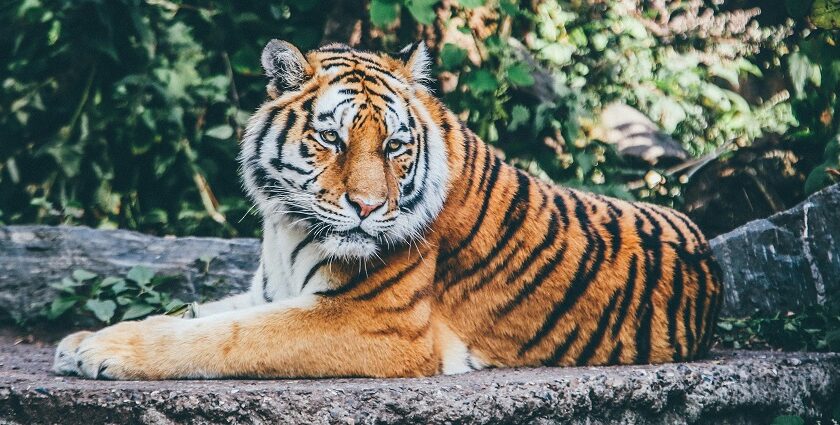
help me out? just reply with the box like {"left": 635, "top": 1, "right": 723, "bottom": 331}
{"left": 0, "top": 225, "right": 259, "bottom": 323}
{"left": 0, "top": 335, "right": 837, "bottom": 424}
{"left": 710, "top": 183, "right": 840, "bottom": 316}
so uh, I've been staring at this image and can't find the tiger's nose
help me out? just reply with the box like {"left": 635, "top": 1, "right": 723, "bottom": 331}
{"left": 346, "top": 194, "right": 385, "bottom": 219}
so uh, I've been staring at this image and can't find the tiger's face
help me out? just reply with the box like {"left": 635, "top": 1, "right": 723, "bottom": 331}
{"left": 240, "top": 41, "right": 450, "bottom": 260}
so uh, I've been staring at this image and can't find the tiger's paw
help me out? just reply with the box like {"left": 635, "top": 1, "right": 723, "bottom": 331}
{"left": 53, "top": 316, "right": 176, "bottom": 380}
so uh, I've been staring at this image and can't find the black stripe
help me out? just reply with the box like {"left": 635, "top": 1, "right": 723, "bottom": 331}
{"left": 301, "top": 259, "right": 330, "bottom": 290}
{"left": 354, "top": 257, "right": 424, "bottom": 301}
{"left": 291, "top": 233, "right": 316, "bottom": 265}
{"left": 378, "top": 288, "right": 430, "bottom": 313}
{"left": 553, "top": 192, "right": 570, "bottom": 230}
{"left": 575, "top": 289, "right": 622, "bottom": 365}
{"left": 272, "top": 160, "right": 313, "bottom": 176}
{"left": 607, "top": 341, "right": 623, "bottom": 364}
{"left": 515, "top": 191, "right": 607, "bottom": 356}
{"left": 683, "top": 285, "right": 695, "bottom": 356}
{"left": 267, "top": 110, "right": 298, "bottom": 178}
{"left": 262, "top": 270, "right": 272, "bottom": 303}
{"left": 611, "top": 253, "right": 639, "bottom": 337}
{"left": 666, "top": 255, "right": 685, "bottom": 361}
{"left": 492, "top": 207, "right": 559, "bottom": 316}
{"left": 458, "top": 239, "right": 526, "bottom": 302}
{"left": 460, "top": 128, "right": 478, "bottom": 201}
{"left": 316, "top": 261, "right": 388, "bottom": 297}
{"left": 445, "top": 171, "right": 530, "bottom": 285}
{"left": 545, "top": 326, "right": 580, "bottom": 366}
{"left": 603, "top": 201, "right": 623, "bottom": 262}
{"left": 633, "top": 208, "right": 664, "bottom": 364}
{"left": 473, "top": 143, "right": 493, "bottom": 194}
{"left": 439, "top": 155, "right": 501, "bottom": 261}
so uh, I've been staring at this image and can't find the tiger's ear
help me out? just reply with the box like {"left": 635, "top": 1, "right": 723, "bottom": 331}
{"left": 261, "top": 39, "right": 312, "bottom": 98}
{"left": 396, "top": 41, "right": 432, "bottom": 86}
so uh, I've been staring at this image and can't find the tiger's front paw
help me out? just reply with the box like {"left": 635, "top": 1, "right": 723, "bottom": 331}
{"left": 53, "top": 316, "right": 176, "bottom": 380}
{"left": 53, "top": 330, "right": 93, "bottom": 376}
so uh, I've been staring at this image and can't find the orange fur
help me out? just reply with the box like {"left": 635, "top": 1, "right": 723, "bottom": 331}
{"left": 54, "top": 43, "right": 723, "bottom": 380}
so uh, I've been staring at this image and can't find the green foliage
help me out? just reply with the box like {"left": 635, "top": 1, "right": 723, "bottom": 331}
{"left": 784, "top": 33, "right": 840, "bottom": 194}
{"left": 771, "top": 415, "right": 805, "bottom": 425}
{"left": 716, "top": 301, "right": 840, "bottom": 352}
{"left": 0, "top": 0, "right": 833, "bottom": 236}
{"left": 43, "top": 266, "right": 185, "bottom": 325}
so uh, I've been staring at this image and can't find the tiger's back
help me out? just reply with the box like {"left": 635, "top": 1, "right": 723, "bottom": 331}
{"left": 432, "top": 135, "right": 723, "bottom": 366}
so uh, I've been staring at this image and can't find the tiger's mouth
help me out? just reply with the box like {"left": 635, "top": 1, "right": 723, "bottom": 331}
{"left": 326, "top": 226, "right": 376, "bottom": 241}
{"left": 317, "top": 226, "right": 380, "bottom": 259}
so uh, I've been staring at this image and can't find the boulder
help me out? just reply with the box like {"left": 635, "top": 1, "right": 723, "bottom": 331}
{"left": 0, "top": 225, "right": 258, "bottom": 323}
{"left": 710, "top": 183, "right": 840, "bottom": 316}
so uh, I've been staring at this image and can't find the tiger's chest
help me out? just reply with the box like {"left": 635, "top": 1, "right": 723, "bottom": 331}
{"left": 260, "top": 218, "right": 332, "bottom": 301}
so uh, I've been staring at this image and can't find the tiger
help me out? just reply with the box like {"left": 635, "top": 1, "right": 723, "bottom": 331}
{"left": 53, "top": 40, "right": 723, "bottom": 379}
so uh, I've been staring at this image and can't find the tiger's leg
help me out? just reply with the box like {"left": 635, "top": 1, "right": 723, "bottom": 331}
{"left": 53, "top": 295, "right": 438, "bottom": 379}
{"left": 184, "top": 264, "right": 267, "bottom": 318}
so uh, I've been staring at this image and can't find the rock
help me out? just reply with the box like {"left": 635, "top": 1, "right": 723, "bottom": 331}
{"left": 710, "top": 183, "right": 840, "bottom": 317}
{"left": 0, "top": 335, "right": 837, "bottom": 424}
{"left": 592, "top": 103, "right": 690, "bottom": 166}
{"left": 0, "top": 225, "right": 259, "bottom": 323}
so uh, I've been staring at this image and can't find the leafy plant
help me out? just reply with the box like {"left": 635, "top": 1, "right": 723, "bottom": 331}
{"left": 0, "top": 0, "right": 809, "bottom": 236}
{"left": 716, "top": 302, "right": 840, "bottom": 352}
{"left": 44, "top": 266, "right": 186, "bottom": 325}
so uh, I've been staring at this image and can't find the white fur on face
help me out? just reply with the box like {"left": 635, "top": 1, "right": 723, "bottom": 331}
{"left": 240, "top": 61, "right": 450, "bottom": 261}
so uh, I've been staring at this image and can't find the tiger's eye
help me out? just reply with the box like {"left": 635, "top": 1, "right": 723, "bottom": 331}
{"left": 320, "top": 130, "right": 339, "bottom": 143}
{"left": 386, "top": 140, "right": 403, "bottom": 152}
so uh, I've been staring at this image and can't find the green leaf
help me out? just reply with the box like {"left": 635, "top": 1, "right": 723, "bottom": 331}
{"left": 126, "top": 265, "right": 155, "bottom": 286}
{"left": 50, "top": 277, "right": 80, "bottom": 294}
{"left": 100, "top": 277, "right": 124, "bottom": 287}
{"left": 717, "top": 321, "right": 734, "bottom": 331}
{"left": 439, "top": 44, "right": 467, "bottom": 71}
{"left": 465, "top": 70, "right": 498, "bottom": 94}
{"left": 508, "top": 105, "right": 531, "bottom": 131}
{"left": 788, "top": 52, "right": 821, "bottom": 98}
{"left": 406, "top": 0, "right": 438, "bottom": 25}
{"left": 370, "top": 0, "right": 399, "bottom": 27}
{"left": 164, "top": 299, "right": 187, "bottom": 314}
{"left": 231, "top": 47, "right": 261, "bottom": 75}
{"left": 459, "top": 0, "right": 484, "bottom": 8}
{"left": 122, "top": 303, "right": 156, "bottom": 321}
{"left": 506, "top": 62, "right": 535, "bottom": 87}
{"left": 771, "top": 415, "right": 804, "bottom": 425}
{"left": 811, "top": 0, "right": 840, "bottom": 29}
{"left": 205, "top": 125, "right": 234, "bottom": 140}
{"left": 48, "top": 298, "right": 77, "bottom": 319}
{"left": 145, "top": 291, "right": 162, "bottom": 305}
{"left": 72, "top": 269, "right": 97, "bottom": 282}
{"left": 112, "top": 280, "right": 129, "bottom": 294}
{"left": 85, "top": 299, "right": 117, "bottom": 323}
{"left": 499, "top": 0, "right": 519, "bottom": 16}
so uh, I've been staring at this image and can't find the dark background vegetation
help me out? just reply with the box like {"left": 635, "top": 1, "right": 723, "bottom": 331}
{"left": 2, "top": 1, "right": 840, "bottom": 351}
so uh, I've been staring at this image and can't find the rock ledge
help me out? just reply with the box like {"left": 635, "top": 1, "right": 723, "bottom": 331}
{"left": 1, "top": 336, "right": 838, "bottom": 424}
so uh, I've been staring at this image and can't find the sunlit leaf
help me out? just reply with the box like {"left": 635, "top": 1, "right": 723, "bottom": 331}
{"left": 85, "top": 299, "right": 117, "bottom": 322}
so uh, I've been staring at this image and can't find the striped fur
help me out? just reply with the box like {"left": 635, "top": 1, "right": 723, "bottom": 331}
{"left": 53, "top": 41, "right": 723, "bottom": 380}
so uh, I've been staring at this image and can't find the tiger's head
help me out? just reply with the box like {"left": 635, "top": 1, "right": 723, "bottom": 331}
{"left": 240, "top": 40, "right": 450, "bottom": 260}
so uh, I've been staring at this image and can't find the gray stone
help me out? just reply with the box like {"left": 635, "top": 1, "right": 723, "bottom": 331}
{"left": 0, "top": 336, "right": 837, "bottom": 424}
{"left": 0, "top": 225, "right": 259, "bottom": 323}
{"left": 710, "top": 183, "right": 840, "bottom": 316}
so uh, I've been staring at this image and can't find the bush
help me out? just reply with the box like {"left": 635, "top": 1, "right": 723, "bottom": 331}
{"left": 0, "top": 0, "right": 835, "bottom": 237}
